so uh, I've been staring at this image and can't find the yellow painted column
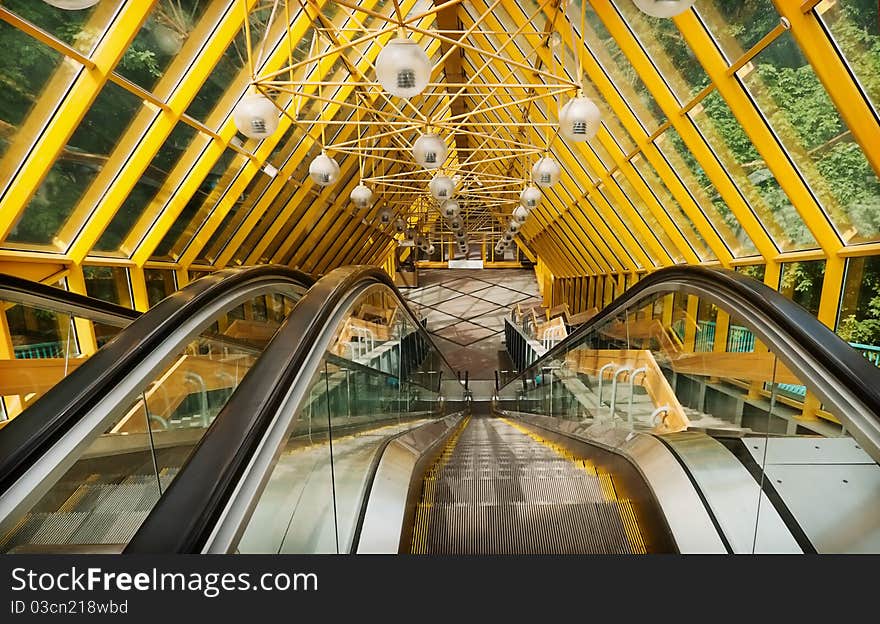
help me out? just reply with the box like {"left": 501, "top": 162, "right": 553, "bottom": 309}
{"left": 65, "top": 266, "right": 98, "bottom": 356}
{"left": 129, "top": 266, "right": 150, "bottom": 313}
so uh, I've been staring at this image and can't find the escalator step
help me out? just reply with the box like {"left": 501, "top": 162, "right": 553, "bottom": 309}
{"left": 410, "top": 417, "right": 649, "bottom": 554}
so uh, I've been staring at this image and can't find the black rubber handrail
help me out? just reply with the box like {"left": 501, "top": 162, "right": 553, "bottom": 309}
{"left": 0, "top": 272, "right": 139, "bottom": 324}
{"left": 0, "top": 265, "right": 314, "bottom": 497}
{"left": 500, "top": 266, "right": 880, "bottom": 425}
{"left": 126, "top": 266, "right": 456, "bottom": 553}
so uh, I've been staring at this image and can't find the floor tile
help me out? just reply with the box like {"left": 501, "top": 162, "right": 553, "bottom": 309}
{"left": 434, "top": 294, "right": 499, "bottom": 319}
{"left": 443, "top": 277, "right": 495, "bottom": 294}
{"left": 471, "top": 285, "right": 530, "bottom": 306}
{"left": 470, "top": 307, "right": 512, "bottom": 332}
{"left": 433, "top": 321, "right": 497, "bottom": 346}
{"left": 420, "top": 309, "right": 460, "bottom": 331}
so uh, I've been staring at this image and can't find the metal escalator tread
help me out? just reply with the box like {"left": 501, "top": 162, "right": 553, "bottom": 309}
{"left": 410, "top": 417, "right": 648, "bottom": 554}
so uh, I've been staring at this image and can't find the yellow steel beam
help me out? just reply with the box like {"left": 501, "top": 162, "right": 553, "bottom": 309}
{"left": 0, "top": 1, "right": 157, "bottom": 242}
{"left": 66, "top": 0, "right": 251, "bottom": 261}
{"left": 586, "top": 1, "right": 778, "bottom": 263}
{"left": 671, "top": 10, "right": 842, "bottom": 254}
{"left": 773, "top": 2, "right": 880, "bottom": 180}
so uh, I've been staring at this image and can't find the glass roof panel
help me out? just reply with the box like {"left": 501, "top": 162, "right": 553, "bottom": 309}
{"left": 576, "top": 1, "right": 665, "bottom": 134}
{"left": 93, "top": 120, "right": 200, "bottom": 253}
{"left": 818, "top": 0, "right": 880, "bottom": 118}
{"left": 653, "top": 124, "right": 758, "bottom": 257}
{"left": 113, "top": 0, "right": 214, "bottom": 92}
{"left": 6, "top": 81, "right": 143, "bottom": 248}
{"left": 611, "top": 0, "right": 710, "bottom": 104}
{"left": 0, "top": 19, "right": 72, "bottom": 162}
{"left": 1, "top": 0, "right": 120, "bottom": 56}
{"left": 737, "top": 30, "right": 880, "bottom": 245}
{"left": 610, "top": 170, "right": 685, "bottom": 263}
{"left": 687, "top": 90, "right": 819, "bottom": 251}
{"left": 696, "top": 0, "right": 781, "bottom": 64}
{"left": 150, "top": 144, "right": 242, "bottom": 260}
{"left": 629, "top": 153, "right": 714, "bottom": 261}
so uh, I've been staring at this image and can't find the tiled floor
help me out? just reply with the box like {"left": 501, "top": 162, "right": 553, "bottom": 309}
{"left": 399, "top": 268, "right": 542, "bottom": 379}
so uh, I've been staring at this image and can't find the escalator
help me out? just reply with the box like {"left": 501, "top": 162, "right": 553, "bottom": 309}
{"left": 1, "top": 265, "right": 879, "bottom": 554}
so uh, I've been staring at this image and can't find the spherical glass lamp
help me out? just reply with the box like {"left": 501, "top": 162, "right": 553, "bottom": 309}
{"left": 558, "top": 95, "right": 601, "bottom": 142}
{"left": 449, "top": 217, "right": 463, "bottom": 232}
{"left": 429, "top": 174, "right": 455, "bottom": 200}
{"left": 232, "top": 93, "right": 279, "bottom": 140}
{"left": 394, "top": 218, "right": 406, "bottom": 233}
{"left": 378, "top": 209, "right": 392, "bottom": 225}
{"left": 349, "top": 184, "right": 373, "bottom": 208}
{"left": 43, "top": 0, "right": 100, "bottom": 9}
{"left": 308, "top": 152, "right": 340, "bottom": 186}
{"left": 441, "top": 199, "right": 460, "bottom": 219}
{"left": 375, "top": 37, "right": 431, "bottom": 98}
{"left": 512, "top": 205, "right": 530, "bottom": 224}
{"left": 531, "top": 157, "right": 561, "bottom": 188}
{"left": 508, "top": 220, "right": 521, "bottom": 234}
{"left": 503, "top": 232, "right": 514, "bottom": 242}
{"left": 520, "top": 185, "right": 542, "bottom": 209}
{"left": 633, "top": 0, "right": 697, "bottom": 18}
{"left": 427, "top": 244, "right": 435, "bottom": 255}
{"left": 412, "top": 133, "right": 447, "bottom": 169}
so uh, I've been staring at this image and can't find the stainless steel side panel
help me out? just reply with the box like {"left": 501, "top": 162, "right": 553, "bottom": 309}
{"left": 662, "top": 432, "right": 802, "bottom": 554}
{"left": 357, "top": 414, "right": 464, "bottom": 554}
{"left": 509, "top": 413, "right": 728, "bottom": 553}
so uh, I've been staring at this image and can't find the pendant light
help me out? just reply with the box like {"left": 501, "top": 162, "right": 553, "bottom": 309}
{"left": 449, "top": 217, "right": 463, "bottom": 232}
{"left": 232, "top": 93, "right": 279, "bottom": 140}
{"left": 429, "top": 174, "right": 455, "bottom": 200}
{"left": 43, "top": 0, "right": 100, "bottom": 8}
{"left": 378, "top": 208, "right": 392, "bottom": 225}
{"left": 558, "top": 94, "right": 601, "bottom": 142}
{"left": 413, "top": 133, "right": 447, "bottom": 169}
{"left": 350, "top": 184, "right": 373, "bottom": 208}
{"left": 394, "top": 218, "right": 407, "bottom": 234}
{"left": 513, "top": 205, "right": 529, "bottom": 224}
{"left": 441, "top": 199, "right": 460, "bottom": 219}
{"left": 308, "top": 152, "right": 340, "bottom": 186}
{"left": 520, "top": 185, "right": 542, "bottom": 209}
{"left": 349, "top": 99, "right": 372, "bottom": 208}
{"left": 508, "top": 220, "right": 521, "bottom": 234}
{"left": 375, "top": 37, "right": 431, "bottom": 98}
{"left": 503, "top": 232, "right": 514, "bottom": 242}
{"left": 633, "top": 0, "right": 697, "bottom": 18}
{"left": 532, "top": 157, "right": 561, "bottom": 188}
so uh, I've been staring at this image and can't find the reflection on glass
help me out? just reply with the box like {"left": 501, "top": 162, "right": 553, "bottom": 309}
{"left": 610, "top": 172, "right": 684, "bottom": 263}
{"left": 697, "top": 0, "right": 781, "bottom": 63}
{"left": 837, "top": 256, "right": 880, "bottom": 351}
{"left": 818, "top": 0, "right": 880, "bottom": 117}
{"left": 145, "top": 268, "right": 176, "bottom": 307}
{"left": 6, "top": 82, "right": 143, "bottom": 247}
{"left": 688, "top": 92, "right": 818, "bottom": 251}
{"left": 114, "top": 0, "right": 211, "bottom": 91}
{"left": 83, "top": 266, "right": 133, "bottom": 309}
{"left": 238, "top": 285, "right": 457, "bottom": 553}
{"left": 150, "top": 146, "right": 243, "bottom": 260}
{"left": 94, "top": 122, "right": 199, "bottom": 252}
{"left": 738, "top": 32, "right": 880, "bottom": 244}
{"left": 0, "top": 291, "right": 297, "bottom": 553}
{"left": 779, "top": 260, "right": 825, "bottom": 317}
{"left": 0, "top": 20, "right": 72, "bottom": 163}
{"left": 612, "top": 0, "right": 709, "bottom": 103}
